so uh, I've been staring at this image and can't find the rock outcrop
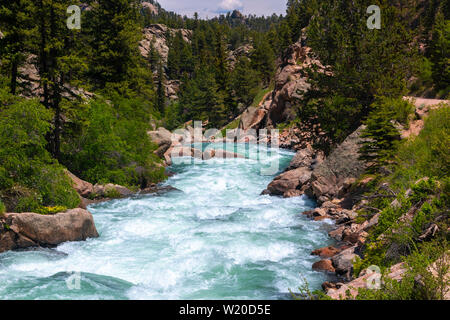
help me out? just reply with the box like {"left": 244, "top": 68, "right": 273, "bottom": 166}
{"left": 148, "top": 127, "right": 173, "bottom": 158}
{"left": 265, "top": 42, "right": 328, "bottom": 127}
{"left": 0, "top": 209, "right": 99, "bottom": 253}
{"left": 304, "top": 126, "right": 368, "bottom": 204}
{"left": 140, "top": 24, "right": 192, "bottom": 65}
{"left": 65, "top": 170, "right": 133, "bottom": 203}
{"left": 227, "top": 44, "right": 254, "bottom": 69}
{"left": 325, "top": 263, "right": 407, "bottom": 300}
{"left": 263, "top": 146, "right": 323, "bottom": 197}
{"left": 141, "top": 1, "right": 159, "bottom": 15}
{"left": 264, "top": 125, "right": 366, "bottom": 201}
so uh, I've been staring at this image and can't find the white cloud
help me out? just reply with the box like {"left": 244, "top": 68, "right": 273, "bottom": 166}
{"left": 218, "top": 0, "right": 243, "bottom": 11}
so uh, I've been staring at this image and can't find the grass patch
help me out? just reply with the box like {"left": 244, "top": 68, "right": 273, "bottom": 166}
{"left": 251, "top": 84, "right": 273, "bottom": 107}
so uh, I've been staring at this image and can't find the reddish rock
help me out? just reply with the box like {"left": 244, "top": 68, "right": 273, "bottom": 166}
{"left": 311, "top": 246, "right": 341, "bottom": 258}
{"left": 312, "top": 259, "right": 335, "bottom": 273}
{"left": 314, "top": 216, "right": 330, "bottom": 221}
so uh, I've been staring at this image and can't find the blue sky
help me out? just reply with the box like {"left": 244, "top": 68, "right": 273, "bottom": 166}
{"left": 157, "top": 0, "right": 286, "bottom": 18}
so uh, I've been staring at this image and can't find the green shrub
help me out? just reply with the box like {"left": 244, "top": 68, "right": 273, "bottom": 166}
{"left": 61, "top": 97, "right": 166, "bottom": 188}
{"left": 356, "top": 240, "right": 449, "bottom": 300}
{"left": 36, "top": 206, "right": 68, "bottom": 215}
{"left": 0, "top": 199, "right": 5, "bottom": 214}
{"left": 393, "top": 105, "right": 449, "bottom": 182}
{"left": 0, "top": 97, "right": 80, "bottom": 212}
{"left": 104, "top": 187, "right": 121, "bottom": 199}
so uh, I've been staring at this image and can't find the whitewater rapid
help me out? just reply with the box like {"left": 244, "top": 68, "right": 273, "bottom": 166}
{"left": 0, "top": 143, "right": 334, "bottom": 299}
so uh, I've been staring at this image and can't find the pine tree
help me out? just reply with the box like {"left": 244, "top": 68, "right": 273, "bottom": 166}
{"left": 232, "top": 56, "right": 260, "bottom": 107}
{"left": 86, "top": 0, "right": 142, "bottom": 88}
{"left": 430, "top": 10, "right": 450, "bottom": 92}
{"left": 251, "top": 35, "right": 275, "bottom": 85}
{"left": 0, "top": 0, "right": 34, "bottom": 95}
{"left": 148, "top": 37, "right": 160, "bottom": 71}
{"left": 359, "top": 99, "right": 402, "bottom": 171}
{"left": 156, "top": 63, "right": 166, "bottom": 115}
{"left": 34, "top": 0, "right": 84, "bottom": 160}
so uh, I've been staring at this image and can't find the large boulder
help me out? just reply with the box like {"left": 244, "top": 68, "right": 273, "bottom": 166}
{"left": 92, "top": 184, "right": 133, "bottom": 198}
{"left": 331, "top": 247, "right": 358, "bottom": 276}
{"left": 213, "top": 150, "right": 245, "bottom": 159}
{"left": 65, "top": 170, "right": 93, "bottom": 198}
{"left": 312, "top": 259, "right": 335, "bottom": 273}
{"left": 0, "top": 209, "right": 99, "bottom": 253}
{"left": 264, "top": 146, "right": 320, "bottom": 197}
{"left": 148, "top": 127, "right": 173, "bottom": 158}
{"left": 305, "top": 126, "right": 368, "bottom": 203}
{"left": 266, "top": 167, "right": 312, "bottom": 197}
{"left": 239, "top": 106, "right": 268, "bottom": 131}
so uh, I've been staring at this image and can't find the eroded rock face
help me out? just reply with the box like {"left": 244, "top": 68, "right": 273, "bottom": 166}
{"left": 305, "top": 126, "right": 368, "bottom": 204}
{"left": 227, "top": 44, "right": 254, "bottom": 69}
{"left": 0, "top": 209, "right": 99, "bottom": 253}
{"left": 266, "top": 43, "right": 327, "bottom": 127}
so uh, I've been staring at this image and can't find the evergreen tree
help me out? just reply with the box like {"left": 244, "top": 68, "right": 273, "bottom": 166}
{"left": 359, "top": 99, "right": 402, "bottom": 171}
{"left": 0, "top": 0, "right": 35, "bottom": 95}
{"left": 34, "top": 0, "right": 85, "bottom": 160}
{"left": 231, "top": 56, "right": 261, "bottom": 107}
{"left": 148, "top": 37, "right": 160, "bottom": 71}
{"left": 430, "top": 10, "right": 450, "bottom": 93}
{"left": 156, "top": 62, "right": 166, "bottom": 115}
{"left": 179, "top": 66, "right": 224, "bottom": 125}
{"left": 250, "top": 35, "right": 275, "bottom": 85}
{"left": 86, "top": 0, "right": 142, "bottom": 88}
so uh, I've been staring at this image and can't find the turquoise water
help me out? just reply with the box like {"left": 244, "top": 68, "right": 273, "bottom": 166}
{"left": 0, "top": 143, "right": 333, "bottom": 300}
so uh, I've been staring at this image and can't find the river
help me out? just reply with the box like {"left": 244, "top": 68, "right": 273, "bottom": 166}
{"left": 0, "top": 143, "right": 333, "bottom": 299}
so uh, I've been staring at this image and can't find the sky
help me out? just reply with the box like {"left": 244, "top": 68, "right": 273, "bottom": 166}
{"left": 157, "top": 0, "right": 287, "bottom": 18}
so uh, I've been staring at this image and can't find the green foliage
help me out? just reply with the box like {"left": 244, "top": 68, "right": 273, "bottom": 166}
{"left": 357, "top": 240, "right": 449, "bottom": 300}
{"left": 60, "top": 97, "right": 166, "bottom": 188}
{"left": 0, "top": 199, "right": 5, "bottom": 214}
{"left": 0, "top": 97, "right": 80, "bottom": 212}
{"left": 231, "top": 57, "right": 262, "bottom": 107}
{"left": 359, "top": 97, "right": 415, "bottom": 171}
{"left": 36, "top": 206, "right": 68, "bottom": 215}
{"left": 430, "top": 10, "right": 450, "bottom": 95}
{"left": 104, "top": 187, "right": 122, "bottom": 199}
{"left": 291, "top": 0, "right": 418, "bottom": 148}
{"left": 393, "top": 105, "right": 449, "bottom": 181}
